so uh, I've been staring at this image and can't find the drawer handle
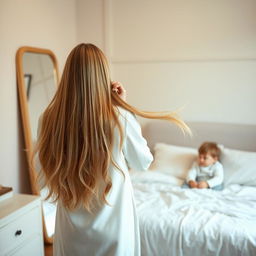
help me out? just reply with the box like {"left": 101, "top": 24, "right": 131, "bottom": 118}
{"left": 15, "top": 230, "right": 22, "bottom": 236}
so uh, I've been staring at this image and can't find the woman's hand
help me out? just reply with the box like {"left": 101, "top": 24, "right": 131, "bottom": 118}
{"left": 111, "top": 81, "right": 126, "bottom": 101}
{"left": 197, "top": 181, "right": 209, "bottom": 189}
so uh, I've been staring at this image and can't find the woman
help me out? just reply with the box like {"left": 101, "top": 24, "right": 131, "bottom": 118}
{"left": 35, "top": 43, "right": 190, "bottom": 255}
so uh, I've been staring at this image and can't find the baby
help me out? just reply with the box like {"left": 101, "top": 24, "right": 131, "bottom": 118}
{"left": 183, "top": 142, "right": 224, "bottom": 190}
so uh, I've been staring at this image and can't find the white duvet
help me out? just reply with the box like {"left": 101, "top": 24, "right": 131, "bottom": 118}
{"left": 130, "top": 170, "right": 256, "bottom": 256}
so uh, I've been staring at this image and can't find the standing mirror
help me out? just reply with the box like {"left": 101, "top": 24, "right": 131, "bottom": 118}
{"left": 16, "top": 46, "right": 59, "bottom": 244}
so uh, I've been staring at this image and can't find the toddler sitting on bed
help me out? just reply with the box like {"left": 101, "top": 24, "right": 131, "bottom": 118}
{"left": 182, "top": 142, "right": 224, "bottom": 190}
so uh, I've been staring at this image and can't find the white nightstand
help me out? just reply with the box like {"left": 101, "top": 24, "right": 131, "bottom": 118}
{"left": 0, "top": 194, "right": 44, "bottom": 256}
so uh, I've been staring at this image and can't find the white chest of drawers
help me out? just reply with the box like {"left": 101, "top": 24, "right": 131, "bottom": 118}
{"left": 0, "top": 194, "right": 44, "bottom": 256}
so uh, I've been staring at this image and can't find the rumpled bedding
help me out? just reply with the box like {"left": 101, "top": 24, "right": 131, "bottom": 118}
{"left": 130, "top": 170, "right": 256, "bottom": 256}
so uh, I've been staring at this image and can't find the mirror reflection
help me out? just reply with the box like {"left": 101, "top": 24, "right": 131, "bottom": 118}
{"left": 16, "top": 47, "right": 59, "bottom": 244}
{"left": 23, "top": 52, "right": 56, "bottom": 142}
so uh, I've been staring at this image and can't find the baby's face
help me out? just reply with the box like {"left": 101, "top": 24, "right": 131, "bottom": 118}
{"left": 198, "top": 153, "right": 217, "bottom": 167}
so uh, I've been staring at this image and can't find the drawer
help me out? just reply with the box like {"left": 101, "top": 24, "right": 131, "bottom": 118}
{"left": 0, "top": 206, "right": 42, "bottom": 255}
{"left": 9, "top": 234, "right": 44, "bottom": 256}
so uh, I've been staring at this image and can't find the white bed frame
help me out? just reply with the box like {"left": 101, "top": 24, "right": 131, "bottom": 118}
{"left": 142, "top": 121, "right": 256, "bottom": 152}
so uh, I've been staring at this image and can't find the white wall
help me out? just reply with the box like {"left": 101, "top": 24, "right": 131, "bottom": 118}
{"left": 0, "top": 0, "right": 77, "bottom": 193}
{"left": 108, "top": 0, "right": 256, "bottom": 124}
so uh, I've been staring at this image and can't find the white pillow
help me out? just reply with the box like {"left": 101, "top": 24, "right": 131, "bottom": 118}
{"left": 130, "top": 169, "right": 184, "bottom": 186}
{"left": 221, "top": 147, "right": 256, "bottom": 186}
{"left": 149, "top": 143, "right": 197, "bottom": 179}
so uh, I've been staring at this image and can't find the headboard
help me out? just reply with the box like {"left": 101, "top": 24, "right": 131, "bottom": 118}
{"left": 142, "top": 121, "right": 256, "bottom": 152}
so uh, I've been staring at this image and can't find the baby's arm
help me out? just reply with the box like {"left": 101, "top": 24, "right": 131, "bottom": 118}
{"left": 186, "top": 163, "right": 198, "bottom": 188}
{"left": 206, "top": 162, "right": 224, "bottom": 188}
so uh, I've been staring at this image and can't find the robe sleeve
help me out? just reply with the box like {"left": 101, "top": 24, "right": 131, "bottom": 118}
{"left": 122, "top": 111, "right": 153, "bottom": 171}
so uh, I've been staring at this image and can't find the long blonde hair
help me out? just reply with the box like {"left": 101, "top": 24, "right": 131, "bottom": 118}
{"left": 35, "top": 43, "right": 190, "bottom": 211}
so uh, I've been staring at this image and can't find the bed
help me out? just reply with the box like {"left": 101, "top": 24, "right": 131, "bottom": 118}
{"left": 130, "top": 121, "right": 256, "bottom": 256}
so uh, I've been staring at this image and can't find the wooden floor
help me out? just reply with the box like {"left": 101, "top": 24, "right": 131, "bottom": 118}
{"left": 44, "top": 245, "right": 53, "bottom": 256}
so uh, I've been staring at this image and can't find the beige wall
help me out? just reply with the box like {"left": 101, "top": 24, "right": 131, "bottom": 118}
{"left": 76, "top": 0, "right": 105, "bottom": 51}
{"left": 0, "top": 0, "right": 77, "bottom": 193}
{"left": 75, "top": 0, "right": 256, "bottom": 124}
{"left": 109, "top": 0, "right": 256, "bottom": 125}
{"left": 111, "top": 0, "right": 256, "bottom": 61}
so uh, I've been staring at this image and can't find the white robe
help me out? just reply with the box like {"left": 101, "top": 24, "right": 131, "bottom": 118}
{"left": 53, "top": 109, "right": 153, "bottom": 256}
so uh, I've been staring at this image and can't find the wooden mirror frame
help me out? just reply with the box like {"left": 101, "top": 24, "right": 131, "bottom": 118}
{"left": 16, "top": 46, "right": 60, "bottom": 244}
